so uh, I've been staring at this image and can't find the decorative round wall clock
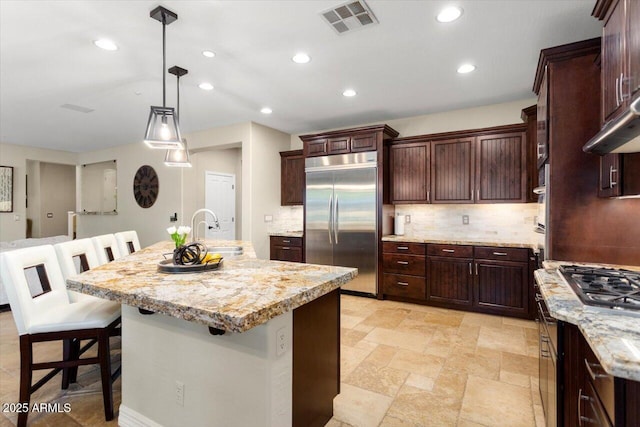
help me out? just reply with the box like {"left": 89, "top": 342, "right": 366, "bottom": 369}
{"left": 133, "top": 165, "right": 159, "bottom": 208}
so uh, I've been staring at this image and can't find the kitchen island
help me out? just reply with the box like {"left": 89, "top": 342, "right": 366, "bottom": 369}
{"left": 66, "top": 240, "right": 357, "bottom": 427}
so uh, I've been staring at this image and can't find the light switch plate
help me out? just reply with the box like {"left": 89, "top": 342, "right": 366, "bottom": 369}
{"left": 462, "top": 215, "right": 469, "bottom": 225}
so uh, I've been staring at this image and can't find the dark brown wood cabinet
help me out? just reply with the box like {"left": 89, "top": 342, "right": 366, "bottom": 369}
{"left": 381, "top": 242, "right": 426, "bottom": 300}
{"left": 475, "top": 132, "right": 527, "bottom": 203}
{"left": 561, "top": 321, "right": 640, "bottom": 427}
{"left": 521, "top": 104, "right": 539, "bottom": 201}
{"left": 300, "top": 127, "right": 389, "bottom": 158}
{"left": 431, "top": 138, "right": 475, "bottom": 204}
{"left": 390, "top": 124, "right": 529, "bottom": 204}
{"left": 280, "top": 150, "right": 304, "bottom": 206}
{"left": 473, "top": 247, "right": 530, "bottom": 318}
{"left": 536, "top": 73, "right": 550, "bottom": 168}
{"left": 389, "top": 142, "right": 429, "bottom": 204}
{"left": 426, "top": 244, "right": 473, "bottom": 307}
{"left": 270, "top": 236, "right": 303, "bottom": 263}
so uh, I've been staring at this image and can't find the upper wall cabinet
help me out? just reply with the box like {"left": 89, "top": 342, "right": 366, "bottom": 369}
{"left": 299, "top": 125, "right": 398, "bottom": 158}
{"left": 280, "top": 150, "right": 304, "bottom": 206}
{"left": 594, "top": 0, "right": 640, "bottom": 123}
{"left": 390, "top": 124, "right": 528, "bottom": 205}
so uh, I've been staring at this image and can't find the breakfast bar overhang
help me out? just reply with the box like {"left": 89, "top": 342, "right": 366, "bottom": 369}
{"left": 66, "top": 240, "right": 357, "bottom": 427}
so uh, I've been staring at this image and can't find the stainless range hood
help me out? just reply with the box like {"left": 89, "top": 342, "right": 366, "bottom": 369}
{"left": 583, "top": 96, "right": 640, "bottom": 155}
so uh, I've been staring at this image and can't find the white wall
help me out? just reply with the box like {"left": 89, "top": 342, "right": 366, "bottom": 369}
{"left": 248, "top": 123, "right": 292, "bottom": 259}
{"left": 0, "top": 142, "right": 77, "bottom": 242}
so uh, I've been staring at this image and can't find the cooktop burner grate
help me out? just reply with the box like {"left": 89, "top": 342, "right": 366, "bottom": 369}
{"left": 559, "top": 265, "right": 640, "bottom": 311}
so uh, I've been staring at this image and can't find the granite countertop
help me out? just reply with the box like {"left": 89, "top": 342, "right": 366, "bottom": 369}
{"left": 269, "top": 231, "right": 304, "bottom": 238}
{"left": 66, "top": 240, "right": 356, "bottom": 333}
{"left": 535, "top": 260, "right": 640, "bottom": 382}
{"left": 382, "top": 235, "right": 536, "bottom": 250}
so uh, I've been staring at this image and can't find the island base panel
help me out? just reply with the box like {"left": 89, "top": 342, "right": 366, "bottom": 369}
{"left": 293, "top": 289, "right": 340, "bottom": 427}
{"left": 119, "top": 305, "right": 293, "bottom": 427}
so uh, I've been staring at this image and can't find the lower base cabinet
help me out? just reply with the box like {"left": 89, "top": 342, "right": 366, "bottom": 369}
{"left": 270, "top": 236, "right": 304, "bottom": 263}
{"left": 382, "top": 241, "right": 534, "bottom": 319}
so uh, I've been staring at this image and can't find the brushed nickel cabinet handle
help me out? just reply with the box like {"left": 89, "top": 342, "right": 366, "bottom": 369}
{"left": 469, "top": 262, "right": 472, "bottom": 275}
{"left": 397, "top": 282, "right": 409, "bottom": 286}
{"left": 397, "top": 246, "right": 409, "bottom": 250}
{"left": 427, "top": 190, "right": 430, "bottom": 203}
{"left": 442, "top": 249, "right": 455, "bottom": 253}
{"left": 475, "top": 263, "right": 478, "bottom": 275}
{"left": 615, "top": 77, "right": 621, "bottom": 107}
{"left": 282, "top": 239, "right": 291, "bottom": 243}
{"left": 397, "top": 261, "right": 409, "bottom": 265}
{"left": 493, "top": 252, "right": 508, "bottom": 256}
{"left": 282, "top": 247, "right": 290, "bottom": 250}
{"left": 476, "top": 189, "right": 480, "bottom": 201}
{"left": 610, "top": 166, "right": 618, "bottom": 187}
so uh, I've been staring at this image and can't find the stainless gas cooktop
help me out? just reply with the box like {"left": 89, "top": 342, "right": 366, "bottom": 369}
{"left": 559, "top": 265, "right": 640, "bottom": 312}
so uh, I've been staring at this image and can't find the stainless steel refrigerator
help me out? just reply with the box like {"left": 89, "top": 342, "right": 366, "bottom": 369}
{"left": 305, "top": 152, "right": 377, "bottom": 295}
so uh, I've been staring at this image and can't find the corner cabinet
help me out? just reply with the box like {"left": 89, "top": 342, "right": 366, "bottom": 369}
{"left": 390, "top": 124, "right": 529, "bottom": 204}
{"left": 280, "top": 150, "right": 304, "bottom": 206}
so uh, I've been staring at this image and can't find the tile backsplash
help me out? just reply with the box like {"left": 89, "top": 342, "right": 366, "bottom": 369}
{"left": 270, "top": 203, "right": 539, "bottom": 246}
{"left": 268, "top": 206, "right": 303, "bottom": 233}
{"left": 393, "top": 203, "right": 539, "bottom": 245}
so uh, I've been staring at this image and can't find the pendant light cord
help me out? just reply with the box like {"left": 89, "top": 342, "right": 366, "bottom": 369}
{"left": 162, "top": 13, "right": 166, "bottom": 108}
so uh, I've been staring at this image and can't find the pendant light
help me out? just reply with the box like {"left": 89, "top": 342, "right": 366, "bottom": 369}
{"left": 165, "top": 66, "right": 192, "bottom": 167}
{"left": 143, "top": 6, "right": 184, "bottom": 150}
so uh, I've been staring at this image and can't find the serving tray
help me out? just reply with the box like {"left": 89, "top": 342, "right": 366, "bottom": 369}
{"left": 157, "top": 258, "right": 223, "bottom": 274}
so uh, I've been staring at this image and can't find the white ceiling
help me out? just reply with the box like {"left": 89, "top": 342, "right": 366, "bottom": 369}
{"left": 0, "top": 1, "right": 601, "bottom": 153}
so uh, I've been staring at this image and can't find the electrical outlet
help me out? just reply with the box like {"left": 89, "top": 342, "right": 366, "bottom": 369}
{"left": 175, "top": 381, "right": 184, "bottom": 406}
{"left": 462, "top": 215, "right": 469, "bottom": 225}
{"left": 14, "top": 214, "right": 19, "bottom": 221}
{"left": 276, "top": 327, "right": 287, "bottom": 357}
{"left": 405, "top": 215, "right": 411, "bottom": 224}
{"left": 264, "top": 214, "right": 273, "bottom": 222}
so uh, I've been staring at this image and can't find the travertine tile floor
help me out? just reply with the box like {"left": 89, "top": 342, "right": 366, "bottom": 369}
{"left": 0, "top": 296, "right": 544, "bottom": 426}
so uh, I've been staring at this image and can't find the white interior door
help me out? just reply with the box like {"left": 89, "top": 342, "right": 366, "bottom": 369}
{"left": 205, "top": 172, "right": 236, "bottom": 240}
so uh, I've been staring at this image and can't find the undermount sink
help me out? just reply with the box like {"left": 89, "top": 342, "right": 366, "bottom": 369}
{"left": 206, "top": 246, "right": 243, "bottom": 257}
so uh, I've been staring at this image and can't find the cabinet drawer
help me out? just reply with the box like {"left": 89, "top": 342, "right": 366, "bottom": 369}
{"left": 383, "top": 274, "right": 425, "bottom": 299}
{"left": 382, "top": 242, "right": 425, "bottom": 255}
{"left": 270, "top": 246, "right": 303, "bottom": 263}
{"left": 427, "top": 244, "right": 473, "bottom": 258}
{"left": 474, "top": 246, "right": 529, "bottom": 262}
{"left": 383, "top": 254, "right": 425, "bottom": 276}
{"left": 584, "top": 343, "right": 614, "bottom": 422}
{"left": 270, "top": 236, "right": 303, "bottom": 247}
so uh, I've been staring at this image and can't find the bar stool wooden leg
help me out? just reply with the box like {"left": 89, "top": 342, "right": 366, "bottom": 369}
{"left": 98, "top": 331, "right": 114, "bottom": 421}
{"left": 18, "top": 336, "right": 32, "bottom": 427}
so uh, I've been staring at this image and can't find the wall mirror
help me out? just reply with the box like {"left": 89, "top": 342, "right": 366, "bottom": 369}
{"left": 79, "top": 160, "right": 117, "bottom": 214}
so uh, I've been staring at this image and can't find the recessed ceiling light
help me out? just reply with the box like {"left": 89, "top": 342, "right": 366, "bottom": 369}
{"left": 342, "top": 89, "right": 357, "bottom": 97}
{"left": 202, "top": 50, "right": 215, "bottom": 58}
{"left": 292, "top": 53, "right": 311, "bottom": 64}
{"left": 260, "top": 107, "right": 273, "bottom": 114}
{"left": 436, "top": 6, "right": 463, "bottom": 23}
{"left": 93, "top": 39, "right": 118, "bottom": 51}
{"left": 199, "top": 82, "right": 214, "bottom": 91}
{"left": 457, "top": 64, "right": 476, "bottom": 74}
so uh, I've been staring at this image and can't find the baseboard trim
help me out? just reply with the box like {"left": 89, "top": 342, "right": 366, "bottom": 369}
{"left": 119, "top": 405, "right": 164, "bottom": 427}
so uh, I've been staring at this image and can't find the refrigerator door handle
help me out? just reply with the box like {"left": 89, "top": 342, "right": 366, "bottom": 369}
{"left": 328, "top": 193, "right": 333, "bottom": 245}
{"left": 334, "top": 194, "right": 339, "bottom": 244}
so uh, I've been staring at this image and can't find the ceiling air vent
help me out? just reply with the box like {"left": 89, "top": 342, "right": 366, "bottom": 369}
{"left": 321, "top": 0, "right": 379, "bottom": 35}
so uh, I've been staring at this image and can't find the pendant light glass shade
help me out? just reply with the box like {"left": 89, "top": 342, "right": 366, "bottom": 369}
{"left": 164, "top": 139, "right": 192, "bottom": 167}
{"left": 144, "top": 106, "right": 183, "bottom": 149}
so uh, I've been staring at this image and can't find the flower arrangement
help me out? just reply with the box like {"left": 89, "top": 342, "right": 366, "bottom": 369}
{"left": 167, "top": 225, "right": 191, "bottom": 248}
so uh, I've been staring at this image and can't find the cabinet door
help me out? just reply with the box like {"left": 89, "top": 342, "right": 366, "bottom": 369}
{"left": 350, "top": 133, "right": 377, "bottom": 152}
{"left": 474, "top": 260, "right": 529, "bottom": 317}
{"left": 280, "top": 151, "right": 305, "bottom": 205}
{"left": 427, "top": 256, "right": 472, "bottom": 306}
{"left": 598, "top": 154, "right": 621, "bottom": 197}
{"left": 304, "top": 138, "right": 328, "bottom": 157}
{"left": 628, "top": 0, "right": 640, "bottom": 98}
{"left": 431, "top": 138, "right": 474, "bottom": 203}
{"left": 327, "top": 136, "right": 350, "bottom": 155}
{"left": 476, "top": 132, "right": 526, "bottom": 203}
{"left": 390, "top": 143, "right": 429, "bottom": 203}
{"left": 602, "top": 0, "right": 627, "bottom": 122}
{"left": 536, "top": 72, "right": 549, "bottom": 168}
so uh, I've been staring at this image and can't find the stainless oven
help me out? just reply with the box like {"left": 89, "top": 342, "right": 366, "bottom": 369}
{"left": 537, "top": 289, "right": 557, "bottom": 427}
